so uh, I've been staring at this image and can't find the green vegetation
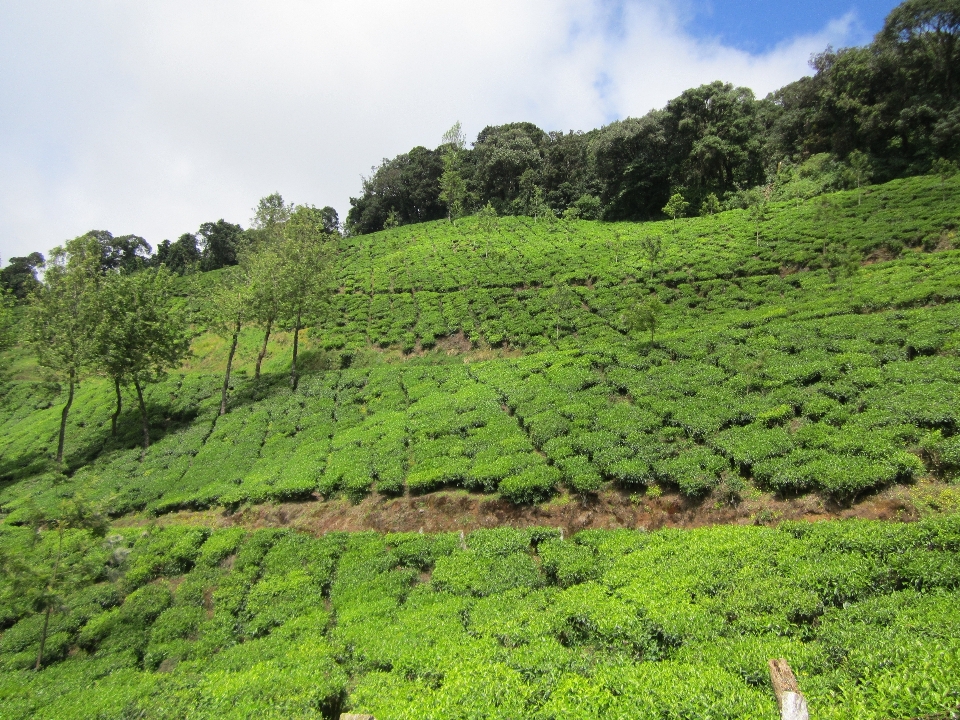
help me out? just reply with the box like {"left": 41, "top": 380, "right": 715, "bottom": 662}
{"left": 1, "top": 3, "right": 958, "bottom": 710}
{"left": 347, "top": 0, "right": 960, "bottom": 233}
{"left": 1, "top": 174, "right": 958, "bottom": 517}
{"left": 1, "top": 520, "right": 959, "bottom": 718}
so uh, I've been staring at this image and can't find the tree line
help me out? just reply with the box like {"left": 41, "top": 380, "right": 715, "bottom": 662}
{"left": 346, "top": 0, "right": 960, "bottom": 233}
{"left": 0, "top": 195, "right": 337, "bottom": 467}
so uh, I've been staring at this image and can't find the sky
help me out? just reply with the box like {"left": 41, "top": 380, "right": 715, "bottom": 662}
{"left": 0, "top": 0, "right": 901, "bottom": 261}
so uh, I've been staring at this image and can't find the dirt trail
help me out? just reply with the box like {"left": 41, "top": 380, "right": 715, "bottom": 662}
{"left": 113, "top": 482, "right": 946, "bottom": 537}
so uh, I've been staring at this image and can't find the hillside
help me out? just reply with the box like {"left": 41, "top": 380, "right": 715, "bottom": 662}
{"left": 2, "top": 173, "right": 960, "bottom": 718}
{"left": 1, "top": 174, "right": 959, "bottom": 520}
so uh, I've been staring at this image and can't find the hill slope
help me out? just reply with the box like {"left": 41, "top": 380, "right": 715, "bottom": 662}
{"left": 2, "top": 174, "right": 960, "bottom": 719}
{"left": 1, "top": 175, "right": 959, "bottom": 524}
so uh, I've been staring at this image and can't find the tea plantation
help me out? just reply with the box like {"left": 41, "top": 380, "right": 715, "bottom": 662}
{"left": 2, "top": 174, "right": 960, "bottom": 717}
{"left": 1, "top": 521, "right": 959, "bottom": 719}
{"left": 2, "top": 175, "right": 959, "bottom": 515}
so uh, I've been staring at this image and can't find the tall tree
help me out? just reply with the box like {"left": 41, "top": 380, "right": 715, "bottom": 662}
{"left": 198, "top": 219, "right": 244, "bottom": 271}
{"left": 319, "top": 206, "right": 341, "bottom": 236}
{"left": 208, "top": 267, "right": 254, "bottom": 415}
{"left": 278, "top": 206, "right": 336, "bottom": 391}
{"left": 246, "top": 245, "right": 284, "bottom": 381}
{"left": 0, "top": 252, "right": 44, "bottom": 300}
{"left": 95, "top": 268, "right": 189, "bottom": 457}
{"left": 252, "top": 193, "right": 294, "bottom": 230}
{"left": 163, "top": 234, "right": 201, "bottom": 275}
{"left": 439, "top": 122, "right": 469, "bottom": 221}
{"left": 28, "top": 235, "right": 103, "bottom": 464}
{"left": 638, "top": 234, "right": 663, "bottom": 280}
{"left": 881, "top": 0, "right": 960, "bottom": 101}
{"left": 0, "top": 289, "right": 14, "bottom": 352}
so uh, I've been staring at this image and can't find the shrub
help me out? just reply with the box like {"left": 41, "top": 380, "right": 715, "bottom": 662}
{"left": 654, "top": 448, "right": 727, "bottom": 496}
{"left": 498, "top": 465, "right": 560, "bottom": 504}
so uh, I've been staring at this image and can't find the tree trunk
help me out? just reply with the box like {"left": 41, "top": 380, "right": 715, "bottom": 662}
{"left": 55, "top": 369, "right": 75, "bottom": 464}
{"left": 768, "top": 659, "right": 809, "bottom": 720}
{"left": 36, "top": 529, "right": 64, "bottom": 671}
{"left": 290, "top": 311, "right": 301, "bottom": 392}
{"left": 111, "top": 377, "right": 122, "bottom": 436}
{"left": 254, "top": 318, "right": 272, "bottom": 381}
{"left": 134, "top": 378, "right": 149, "bottom": 460}
{"left": 220, "top": 320, "right": 241, "bottom": 416}
{"left": 35, "top": 606, "right": 52, "bottom": 670}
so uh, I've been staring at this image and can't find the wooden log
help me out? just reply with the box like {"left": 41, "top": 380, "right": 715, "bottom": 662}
{"left": 340, "top": 715, "right": 375, "bottom": 720}
{"left": 768, "top": 658, "right": 809, "bottom": 720}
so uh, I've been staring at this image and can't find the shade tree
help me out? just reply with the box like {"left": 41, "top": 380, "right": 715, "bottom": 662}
{"left": 209, "top": 266, "right": 255, "bottom": 415}
{"left": 27, "top": 235, "right": 104, "bottom": 464}
{"left": 94, "top": 267, "right": 190, "bottom": 457}
{"left": 277, "top": 205, "right": 337, "bottom": 391}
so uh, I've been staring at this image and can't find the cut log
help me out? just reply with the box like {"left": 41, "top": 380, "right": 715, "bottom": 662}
{"left": 340, "top": 715, "right": 375, "bottom": 720}
{"left": 768, "top": 658, "right": 809, "bottom": 720}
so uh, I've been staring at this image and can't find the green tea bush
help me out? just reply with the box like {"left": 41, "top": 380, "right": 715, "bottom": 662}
{"left": 498, "top": 465, "right": 560, "bottom": 503}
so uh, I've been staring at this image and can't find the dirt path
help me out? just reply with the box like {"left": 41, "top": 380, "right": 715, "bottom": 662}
{"left": 113, "top": 481, "right": 956, "bottom": 536}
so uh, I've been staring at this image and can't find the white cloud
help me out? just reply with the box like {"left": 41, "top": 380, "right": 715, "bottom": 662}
{"left": 0, "top": 0, "right": 861, "bottom": 259}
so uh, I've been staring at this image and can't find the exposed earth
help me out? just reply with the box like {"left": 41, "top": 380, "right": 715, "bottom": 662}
{"left": 115, "top": 478, "right": 960, "bottom": 537}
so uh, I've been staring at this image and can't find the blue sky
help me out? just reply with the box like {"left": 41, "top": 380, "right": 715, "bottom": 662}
{"left": 0, "top": 0, "right": 898, "bottom": 261}
{"left": 683, "top": 0, "right": 899, "bottom": 52}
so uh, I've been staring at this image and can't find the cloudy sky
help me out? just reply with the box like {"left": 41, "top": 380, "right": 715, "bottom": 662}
{"left": 0, "top": 0, "right": 899, "bottom": 261}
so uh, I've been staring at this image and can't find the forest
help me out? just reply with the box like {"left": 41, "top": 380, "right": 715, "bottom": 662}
{"left": 1, "top": 1, "right": 959, "bottom": 718}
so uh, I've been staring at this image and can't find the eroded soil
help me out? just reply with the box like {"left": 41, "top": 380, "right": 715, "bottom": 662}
{"left": 113, "top": 480, "right": 960, "bottom": 537}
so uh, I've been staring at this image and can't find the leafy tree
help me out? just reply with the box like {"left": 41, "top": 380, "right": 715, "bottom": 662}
{"left": 76, "top": 231, "right": 152, "bottom": 274}
{"left": 247, "top": 246, "right": 284, "bottom": 382}
{"left": 475, "top": 203, "right": 500, "bottom": 259}
{"left": 278, "top": 206, "right": 337, "bottom": 391}
{"left": 27, "top": 235, "right": 103, "bottom": 464}
{"left": 627, "top": 296, "right": 664, "bottom": 343}
{"left": 439, "top": 153, "right": 469, "bottom": 222}
{"left": 319, "top": 206, "right": 341, "bottom": 236}
{"left": 572, "top": 194, "right": 602, "bottom": 220}
{"left": 545, "top": 284, "right": 577, "bottom": 343}
{"left": 0, "top": 252, "right": 44, "bottom": 300}
{"left": 472, "top": 123, "right": 546, "bottom": 213}
{"left": 932, "top": 157, "right": 959, "bottom": 201}
{"left": 477, "top": 202, "right": 499, "bottom": 234}
{"left": 103, "top": 233, "right": 152, "bottom": 273}
{"left": 383, "top": 210, "right": 400, "bottom": 230}
{"left": 198, "top": 219, "right": 244, "bottom": 271}
{"left": 209, "top": 267, "right": 254, "bottom": 415}
{"left": 162, "top": 234, "right": 201, "bottom": 275}
{"left": 94, "top": 267, "right": 189, "bottom": 457}
{"left": 0, "top": 499, "right": 108, "bottom": 670}
{"left": 441, "top": 121, "right": 467, "bottom": 151}
{"left": 0, "top": 289, "right": 14, "bottom": 352}
{"left": 846, "top": 150, "right": 874, "bottom": 205}
{"left": 346, "top": 148, "right": 446, "bottom": 234}
{"left": 638, "top": 234, "right": 664, "bottom": 280}
{"left": 700, "top": 193, "right": 721, "bottom": 216}
{"left": 746, "top": 185, "right": 772, "bottom": 246}
{"left": 881, "top": 0, "right": 960, "bottom": 100}
{"left": 252, "top": 193, "right": 294, "bottom": 230}
{"left": 662, "top": 192, "right": 689, "bottom": 228}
